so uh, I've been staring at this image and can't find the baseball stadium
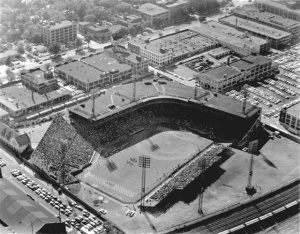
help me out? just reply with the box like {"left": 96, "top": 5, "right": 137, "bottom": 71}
{"left": 30, "top": 80, "right": 261, "bottom": 205}
{"left": 28, "top": 80, "right": 280, "bottom": 234}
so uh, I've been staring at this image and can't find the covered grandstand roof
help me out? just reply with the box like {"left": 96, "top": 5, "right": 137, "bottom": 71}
{"left": 69, "top": 81, "right": 260, "bottom": 120}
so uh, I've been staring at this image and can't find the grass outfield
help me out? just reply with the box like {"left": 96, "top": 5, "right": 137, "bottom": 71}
{"left": 77, "top": 131, "right": 212, "bottom": 203}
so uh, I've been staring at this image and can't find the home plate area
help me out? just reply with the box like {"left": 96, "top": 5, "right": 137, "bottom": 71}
{"left": 83, "top": 171, "right": 136, "bottom": 198}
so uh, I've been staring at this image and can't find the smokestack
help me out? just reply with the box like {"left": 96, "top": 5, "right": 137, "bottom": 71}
{"left": 235, "top": 18, "right": 238, "bottom": 29}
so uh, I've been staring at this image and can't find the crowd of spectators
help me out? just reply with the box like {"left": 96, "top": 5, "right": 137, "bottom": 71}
{"left": 31, "top": 100, "right": 241, "bottom": 185}
{"left": 149, "top": 144, "right": 226, "bottom": 202}
{"left": 31, "top": 116, "right": 94, "bottom": 184}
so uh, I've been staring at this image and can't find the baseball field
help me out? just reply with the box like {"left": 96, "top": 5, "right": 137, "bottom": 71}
{"left": 77, "top": 130, "right": 212, "bottom": 203}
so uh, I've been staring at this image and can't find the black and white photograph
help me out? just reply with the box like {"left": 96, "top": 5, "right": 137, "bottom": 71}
{"left": 0, "top": 0, "right": 299, "bottom": 233}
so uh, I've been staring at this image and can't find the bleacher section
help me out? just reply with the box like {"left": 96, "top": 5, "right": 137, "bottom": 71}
{"left": 31, "top": 82, "right": 260, "bottom": 186}
{"left": 149, "top": 144, "right": 225, "bottom": 203}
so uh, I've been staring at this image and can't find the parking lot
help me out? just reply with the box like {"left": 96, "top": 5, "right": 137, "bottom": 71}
{"left": 223, "top": 43, "right": 300, "bottom": 118}
{"left": 8, "top": 167, "right": 108, "bottom": 233}
{"left": 166, "top": 50, "right": 241, "bottom": 81}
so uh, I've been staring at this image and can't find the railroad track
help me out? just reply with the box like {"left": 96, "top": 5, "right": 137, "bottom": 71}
{"left": 168, "top": 180, "right": 299, "bottom": 234}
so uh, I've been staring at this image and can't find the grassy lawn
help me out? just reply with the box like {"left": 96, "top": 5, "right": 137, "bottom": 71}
{"left": 78, "top": 131, "right": 212, "bottom": 203}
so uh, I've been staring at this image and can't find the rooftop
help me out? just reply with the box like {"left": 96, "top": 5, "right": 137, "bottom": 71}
{"left": 0, "top": 178, "right": 58, "bottom": 234}
{"left": 78, "top": 21, "right": 91, "bottom": 26}
{"left": 0, "top": 122, "right": 19, "bottom": 140}
{"left": 56, "top": 61, "right": 106, "bottom": 83}
{"left": 88, "top": 25, "right": 110, "bottom": 33}
{"left": 255, "top": 0, "right": 300, "bottom": 14}
{"left": 219, "top": 15, "right": 291, "bottom": 39}
{"left": 69, "top": 81, "right": 259, "bottom": 120}
{"left": 136, "top": 3, "right": 170, "bottom": 16}
{"left": 190, "top": 21, "right": 267, "bottom": 48}
{"left": 287, "top": 102, "right": 300, "bottom": 118}
{"left": 230, "top": 55, "right": 271, "bottom": 70}
{"left": 230, "top": 59, "right": 255, "bottom": 71}
{"left": 233, "top": 5, "right": 300, "bottom": 28}
{"left": 130, "top": 30, "right": 217, "bottom": 56}
{"left": 158, "top": 0, "right": 189, "bottom": 8}
{"left": 105, "top": 45, "right": 145, "bottom": 64}
{"left": 0, "top": 49, "right": 18, "bottom": 59}
{"left": 0, "top": 84, "right": 70, "bottom": 111}
{"left": 82, "top": 54, "right": 132, "bottom": 73}
{"left": 203, "top": 65, "right": 240, "bottom": 80}
{"left": 0, "top": 108, "right": 9, "bottom": 117}
{"left": 22, "top": 69, "right": 54, "bottom": 85}
{"left": 39, "top": 20, "right": 74, "bottom": 30}
{"left": 243, "top": 54, "right": 271, "bottom": 64}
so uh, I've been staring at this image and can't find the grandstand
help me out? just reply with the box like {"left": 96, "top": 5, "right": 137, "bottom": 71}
{"left": 30, "top": 81, "right": 261, "bottom": 204}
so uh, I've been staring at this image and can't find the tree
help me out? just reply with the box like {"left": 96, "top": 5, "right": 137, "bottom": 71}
{"left": 6, "top": 29, "right": 21, "bottom": 42}
{"left": 83, "top": 14, "right": 96, "bottom": 23}
{"left": 6, "top": 68, "right": 15, "bottom": 82}
{"left": 96, "top": 0, "right": 115, "bottom": 9}
{"left": 23, "top": 21, "right": 34, "bottom": 30}
{"left": 133, "top": 23, "right": 144, "bottom": 33}
{"left": 43, "top": 11, "right": 50, "bottom": 20}
{"left": 48, "top": 43, "right": 61, "bottom": 55}
{"left": 17, "top": 14, "right": 30, "bottom": 24}
{"left": 32, "top": 33, "right": 42, "bottom": 44}
{"left": 87, "top": 6, "right": 108, "bottom": 21}
{"left": 158, "top": 32, "right": 164, "bottom": 37}
{"left": 128, "top": 26, "right": 136, "bottom": 35}
{"left": 85, "top": 35, "right": 92, "bottom": 48}
{"left": 143, "top": 20, "right": 152, "bottom": 28}
{"left": 44, "top": 63, "right": 51, "bottom": 71}
{"left": 5, "top": 56, "right": 12, "bottom": 66}
{"left": 75, "top": 38, "right": 83, "bottom": 49}
{"left": 65, "top": 57, "right": 73, "bottom": 62}
{"left": 118, "top": 27, "right": 128, "bottom": 38}
{"left": 77, "top": 2, "right": 88, "bottom": 21}
{"left": 17, "top": 44, "right": 25, "bottom": 54}
{"left": 114, "top": 2, "right": 131, "bottom": 13}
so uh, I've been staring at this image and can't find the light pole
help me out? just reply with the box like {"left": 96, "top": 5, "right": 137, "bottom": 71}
{"left": 138, "top": 155, "right": 151, "bottom": 213}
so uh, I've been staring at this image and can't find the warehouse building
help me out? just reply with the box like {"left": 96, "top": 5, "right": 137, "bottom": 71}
{"left": 218, "top": 15, "right": 292, "bottom": 48}
{"left": 254, "top": 0, "right": 300, "bottom": 21}
{"left": 0, "top": 84, "right": 71, "bottom": 117}
{"left": 128, "top": 29, "right": 219, "bottom": 66}
{"left": 279, "top": 103, "right": 300, "bottom": 135}
{"left": 56, "top": 53, "right": 133, "bottom": 91}
{"left": 190, "top": 21, "right": 270, "bottom": 56}
{"left": 104, "top": 45, "right": 149, "bottom": 75}
{"left": 132, "top": 3, "right": 170, "bottom": 26}
{"left": 38, "top": 20, "right": 77, "bottom": 46}
{"left": 197, "top": 55, "right": 272, "bottom": 92}
{"left": 20, "top": 68, "right": 58, "bottom": 94}
{"left": 232, "top": 5, "right": 300, "bottom": 39}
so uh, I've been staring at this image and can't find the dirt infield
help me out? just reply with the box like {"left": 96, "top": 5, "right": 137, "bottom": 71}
{"left": 77, "top": 130, "right": 212, "bottom": 203}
